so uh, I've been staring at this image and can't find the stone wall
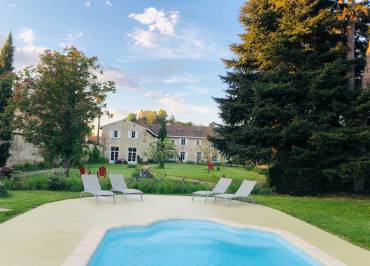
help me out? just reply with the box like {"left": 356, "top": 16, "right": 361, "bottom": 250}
{"left": 6, "top": 133, "right": 43, "bottom": 167}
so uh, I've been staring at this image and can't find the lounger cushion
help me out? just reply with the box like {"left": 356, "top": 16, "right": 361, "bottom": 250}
{"left": 193, "top": 191, "right": 214, "bottom": 196}
{"left": 214, "top": 193, "right": 235, "bottom": 199}
{"left": 114, "top": 188, "right": 142, "bottom": 194}
{"left": 94, "top": 191, "right": 115, "bottom": 196}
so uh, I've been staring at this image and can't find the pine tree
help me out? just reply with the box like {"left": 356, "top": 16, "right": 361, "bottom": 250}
{"left": 0, "top": 32, "right": 15, "bottom": 167}
{"left": 210, "top": 0, "right": 370, "bottom": 195}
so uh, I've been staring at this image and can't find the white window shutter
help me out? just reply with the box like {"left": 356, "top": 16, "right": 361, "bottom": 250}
{"left": 128, "top": 130, "right": 131, "bottom": 139}
{"left": 136, "top": 131, "right": 139, "bottom": 139}
{"left": 111, "top": 131, "right": 114, "bottom": 138}
{"left": 117, "top": 130, "right": 120, "bottom": 138}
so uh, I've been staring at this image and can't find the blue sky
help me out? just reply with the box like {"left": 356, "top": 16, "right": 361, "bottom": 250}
{"left": 0, "top": 0, "right": 245, "bottom": 126}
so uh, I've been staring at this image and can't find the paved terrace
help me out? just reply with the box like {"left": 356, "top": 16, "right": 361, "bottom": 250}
{"left": 0, "top": 195, "right": 369, "bottom": 266}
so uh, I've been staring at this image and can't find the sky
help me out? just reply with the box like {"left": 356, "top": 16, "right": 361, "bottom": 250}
{"left": 0, "top": 0, "right": 245, "bottom": 126}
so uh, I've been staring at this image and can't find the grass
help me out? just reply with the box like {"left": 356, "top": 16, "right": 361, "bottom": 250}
{"left": 147, "top": 163, "right": 266, "bottom": 184}
{"left": 254, "top": 195, "right": 370, "bottom": 250}
{"left": 0, "top": 191, "right": 79, "bottom": 223}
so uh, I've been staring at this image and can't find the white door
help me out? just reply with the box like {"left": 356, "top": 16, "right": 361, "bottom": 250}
{"left": 128, "top": 147, "right": 137, "bottom": 164}
{"left": 110, "top": 147, "right": 119, "bottom": 163}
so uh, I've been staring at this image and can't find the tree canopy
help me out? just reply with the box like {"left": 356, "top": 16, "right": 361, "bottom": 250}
{"left": 0, "top": 32, "right": 15, "bottom": 167}
{"left": 210, "top": 0, "right": 370, "bottom": 195}
{"left": 12, "top": 47, "right": 115, "bottom": 175}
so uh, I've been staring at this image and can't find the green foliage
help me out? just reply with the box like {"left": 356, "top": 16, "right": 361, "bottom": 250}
{"left": 87, "top": 146, "right": 107, "bottom": 164}
{"left": 12, "top": 47, "right": 115, "bottom": 176}
{"left": 126, "top": 112, "right": 137, "bottom": 122}
{"left": 211, "top": 0, "right": 370, "bottom": 195}
{"left": 158, "top": 119, "right": 167, "bottom": 141}
{"left": 0, "top": 32, "right": 15, "bottom": 167}
{"left": 0, "top": 182, "right": 7, "bottom": 197}
{"left": 148, "top": 138, "right": 175, "bottom": 168}
{"left": 14, "top": 162, "right": 49, "bottom": 172}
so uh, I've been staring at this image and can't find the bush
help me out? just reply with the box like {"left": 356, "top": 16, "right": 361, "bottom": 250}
{"left": 87, "top": 146, "right": 107, "bottom": 164}
{"left": 48, "top": 172, "right": 67, "bottom": 191}
{"left": 0, "top": 182, "right": 7, "bottom": 197}
{"left": 14, "top": 162, "right": 49, "bottom": 172}
{"left": 127, "top": 164, "right": 137, "bottom": 168}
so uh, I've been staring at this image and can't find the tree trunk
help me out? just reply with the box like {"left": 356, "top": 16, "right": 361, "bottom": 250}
{"left": 347, "top": 0, "right": 355, "bottom": 92}
{"left": 97, "top": 115, "right": 101, "bottom": 145}
{"left": 64, "top": 158, "right": 72, "bottom": 177}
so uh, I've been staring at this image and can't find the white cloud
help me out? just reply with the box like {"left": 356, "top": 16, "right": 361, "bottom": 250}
{"left": 17, "top": 28, "right": 35, "bottom": 46}
{"left": 129, "top": 7, "right": 179, "bottom": 36}
{"left": 158, "top": 96, "right": 214, "bottom": 115}
{"left": 105, "top": 0, "right": 112, "bottom": 7}
{"left": 127, "top": 29, "right": 158, "bottom": 48}
{"left": 60, "top": 31, "right": 84, "bottom": 48}
{"left": 98, "top": 67, "right": 140, "bottom": 91}
{"left": 15, "top": 28, "right": 46, "bottom": 69}
{"left": 8, "top": 3, "right": 17, "bottom": 8}
{"left": 85, "top": 1, "right": 91, "bottom": 7}
{"left": 128, "top": 7, "right": 179, "bottom": 48}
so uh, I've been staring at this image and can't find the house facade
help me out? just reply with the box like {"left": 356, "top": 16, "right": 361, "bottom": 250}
{"left": 100, "top": 119, "right": 223, "bottom": 164}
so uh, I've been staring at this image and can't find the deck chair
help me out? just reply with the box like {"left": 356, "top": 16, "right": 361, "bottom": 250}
{"left": 192, "top": 177, "right": 232, "bottom": 202}
{"left": 214, "top": 180, "right": 256, "bottom": 206}
{"left": 109, "top": 174, "right": 143, "bottom": 201}
{"left": 80, "top": 174, "right": 115, "bottom": 204}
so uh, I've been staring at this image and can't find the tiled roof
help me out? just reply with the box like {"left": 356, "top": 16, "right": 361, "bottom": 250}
{"left": 135, "top": 121, "right": 214, "bottom": 138}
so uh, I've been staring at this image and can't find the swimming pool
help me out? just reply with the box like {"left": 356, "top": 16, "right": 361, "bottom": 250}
{"left": 88, "top": 220, "right": 322, "bottom": 266}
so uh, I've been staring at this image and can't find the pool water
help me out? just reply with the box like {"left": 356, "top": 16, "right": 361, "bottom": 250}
{"left": 88, "top": 220, "right": 321, "bottom": 266}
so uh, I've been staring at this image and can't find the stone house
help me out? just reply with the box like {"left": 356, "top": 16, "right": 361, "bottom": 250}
{"left": 100, "top": 119, "right": 224, "bottom": 164}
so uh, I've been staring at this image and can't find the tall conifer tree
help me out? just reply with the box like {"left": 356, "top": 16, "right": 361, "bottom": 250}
{"left": 0, "top": 32, "right": 15, "bottom": 167}
{"left": 211, "top": 0, "right": 370, "bottom": 194}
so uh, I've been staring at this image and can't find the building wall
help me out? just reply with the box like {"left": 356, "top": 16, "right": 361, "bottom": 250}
{"left": 101, "top": 120, "right": 224, "bottom": 164}
{"left": 170, "top": 137, "right": 222, "bottom": 162}
{"left": 6, "top": 133, "right": 43, "bottom": 167}
{"left": 101, "top": 120, "right": 156, "bottom": 163}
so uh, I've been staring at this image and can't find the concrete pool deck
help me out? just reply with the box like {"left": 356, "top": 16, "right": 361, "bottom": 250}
{"left": 0, "top": 195, "right": 368, "bottom": 266}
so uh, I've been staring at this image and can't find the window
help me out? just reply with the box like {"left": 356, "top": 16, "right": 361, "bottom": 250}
{"left": 112, "top": 130, "right": 119, "bottom": 138}
{"left": 128, "top": 130, "right": 138, "bottom": 139}
{"left": 196, "top": 152, "right": 202, "bottom": 162}
{"left": 212, "top": 154, "right": 218, "bottom": 162}
{"left": 181, "top": 138, "right": 186, "bottom": 146}
{"left": 196, "top": 140, "right": 201, "bottom": 146}
{"left": 128, "top": 147, "right": 137, "bottom": 163}
{"left": 180, "top": 152, "right": 186, "bottom": 162}
{"left": 171, "top": 139, "right": 175, "bottom": 144}
{"left": 110, "top": 147, "right": 119, "bottom": 161}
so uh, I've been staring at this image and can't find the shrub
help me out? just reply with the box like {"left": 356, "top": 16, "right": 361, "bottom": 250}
{"left": 14, "top": 162, "right": 49, "bottom": 172}
{"left": 0, "top": 182, "right": 7, "bottom": 197}
{"left": 127, "top": 164, "right": 137, "bottom": 168}
{"left": 48, "top": 172, "right": 67, "bottom": 191}
{"left": 87, "top": 146, "right": 107, "bottom": 164}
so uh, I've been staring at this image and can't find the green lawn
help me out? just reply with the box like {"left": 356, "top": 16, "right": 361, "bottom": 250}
{"left": 0, "top": 191, "right": 79, "bottom": 223}
{"left": 254, "top": 195, "right": 370, "bottom": 250}
{"left": 147, "top": 163, "right": 266, "bottom": 184}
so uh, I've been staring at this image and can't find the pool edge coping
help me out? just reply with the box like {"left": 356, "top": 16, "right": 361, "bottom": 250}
{"left": 61, "top": 217, "right": 346, "bottom": 266}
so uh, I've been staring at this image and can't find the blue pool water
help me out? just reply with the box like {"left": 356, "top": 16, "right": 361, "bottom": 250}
{"left": 88, "top": 220, "right": 321, "bottom": 266}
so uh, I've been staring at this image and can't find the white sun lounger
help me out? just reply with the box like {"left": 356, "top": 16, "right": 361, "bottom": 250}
{"left": 109, "top": 174, "right": 143, "bottom": 201}
{"left": 80, "top": 174, "right": 115, "bottom": 204}
{"left": 192, "top": 177, "right": 232, "bottom": 202}
{"left": 214, "top": 180, "right": 256, "bottom": 206}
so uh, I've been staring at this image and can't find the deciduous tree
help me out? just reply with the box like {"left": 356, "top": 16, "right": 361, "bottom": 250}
{"left": 13, "top": 47, "right": 115, "bottom": 175}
